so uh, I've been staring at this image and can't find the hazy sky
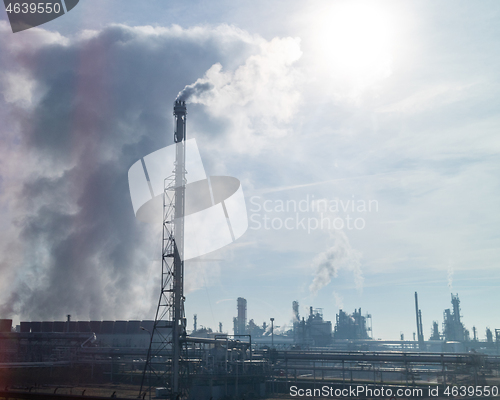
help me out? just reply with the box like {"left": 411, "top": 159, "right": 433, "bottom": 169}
{"left": 0, "top": 1, "right": 499, "bottom": 340}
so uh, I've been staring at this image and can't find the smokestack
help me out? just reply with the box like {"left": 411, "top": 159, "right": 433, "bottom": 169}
{"left": 292, "top": 301, "right": 299, "bottom": 322}
{"left": 172, "top": 100, "right": 187, "bottom": 395}
{"left": 414, "top": 292, "right": 424, "bottom": 346}
{"left": 418, "top": 310, "right": 424, "bottom": 341}
{"left": 414, "top": 292, "right": 420, "bottom": 338}
{"left": 174, "top": 100, "right": 187, "bottom": 143}
{"left": 237, "top": 297, "right": 247, "bottom": 335}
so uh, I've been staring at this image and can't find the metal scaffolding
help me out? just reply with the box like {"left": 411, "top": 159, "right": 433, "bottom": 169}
{"left": 140, "top": 101, "right": 187, "bottom": 399}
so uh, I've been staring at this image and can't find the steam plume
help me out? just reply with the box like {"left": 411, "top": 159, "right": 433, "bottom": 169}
{"left": 176, "top": 80, "right": 214, "bottom": 102}
{"left": 0, "top": 22, "right": 257, "bottom": 321}
{"left": 309, "top": 231, "right": 363, "bottom": 295}
{"left": 447, "top": 261, "right": 454, "bottom": 290}
{"left": 332, "top": 291, "right": 344, "bottom": 309}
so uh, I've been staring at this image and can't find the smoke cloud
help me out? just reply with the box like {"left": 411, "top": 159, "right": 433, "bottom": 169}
{"left": 309, "top": 231, "right": 363, "bottom": 295}
{"left": 332, "top": 291, "right": 344, "bottom": 309}
{"left": 173, "top": 37, "right": 303, "bottom": 156}
{"left": 176, "top": 80, "right": 214, "bottom": 102}
{"left": 0, "top": 21, "right": 267, "bottom": 321}
{"left": 264, "top": 322, "right": 289, "bottom": 336}
{"left": 447, "top": 261, "right": 454, "bottom": 290}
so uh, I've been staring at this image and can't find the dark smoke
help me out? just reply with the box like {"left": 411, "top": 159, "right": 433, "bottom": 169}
{"left": 0, "top": 22, "right": 256, "bottom": 321}
{"left": 176, "top": 80, "right": 214, "bottom": 102}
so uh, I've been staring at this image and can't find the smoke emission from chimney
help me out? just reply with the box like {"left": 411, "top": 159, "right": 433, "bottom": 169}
{"left": 0, "top": 23, "right": 259, "bottom": 322}
{"left": 309, "top": 231, "right": 363, "bottom": 295}
{"left": 332, "top": 290, "right": 344, "bottom": 309}
{"left": 176, "top": 80, "right": 214, "bottom": 102}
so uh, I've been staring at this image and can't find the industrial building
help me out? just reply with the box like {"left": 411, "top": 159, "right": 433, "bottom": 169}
{"left": 443, "top": 294, "right": 466, "bottom": 341}
{"left": 2, "top": 290, "right": 500, "bottom": 399}
{"left": 333, "top": 308, "right": 371, "bottom": 340}
{"left": 233, "top": 297, "right": 247, "bottom": 336}
{"left": 293, "top": 304, "right": 333, "bottom": 347}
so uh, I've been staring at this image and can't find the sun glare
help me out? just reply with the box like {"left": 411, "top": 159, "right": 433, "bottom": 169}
{"left": 310, "top": 2, "right": 394, "bottom": 94}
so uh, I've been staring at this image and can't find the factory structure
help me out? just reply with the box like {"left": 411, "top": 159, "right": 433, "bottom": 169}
{"left": 1, "top": 101, "right": 499, "bottom": 399}
{"left": 224, "top": 293, "right": 497, "bottom": 354}
{"left": 1, "top": 292, "right": 500, "bottom": 399}
{"left": 2, "top": 292, "right": 495, "bottom": 356}
{"left": 442, "top": 293, "right": 466, "bottom": 341}
{"left": 333, "top": 308, "right": 371, "bottom": 340}
{"left": 2, "top": 293, "right": 498, "bottom": 353}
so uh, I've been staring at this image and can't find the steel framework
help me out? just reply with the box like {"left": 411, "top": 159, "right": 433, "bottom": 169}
{"left": 140, "top": 101, "right": 187, "bottom": 399}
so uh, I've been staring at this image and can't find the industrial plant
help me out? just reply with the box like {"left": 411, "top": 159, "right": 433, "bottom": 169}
{"left": 1, "top": 102, "right": 499, "bottom": 400}
{"left": 1, "top": 293, "right": 499, "bottom": 399}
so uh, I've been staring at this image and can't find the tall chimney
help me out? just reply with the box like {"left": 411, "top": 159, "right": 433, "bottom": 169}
{"left": 237, "top": 297, "right": 247, "bottom": 335}
{"left": 172, "top": 100, "right": 187, "bottom": 395}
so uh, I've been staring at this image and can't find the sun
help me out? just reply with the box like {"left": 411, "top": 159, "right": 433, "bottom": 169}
{"left": 309, "top": 1, "right": 395, "bottom": 94}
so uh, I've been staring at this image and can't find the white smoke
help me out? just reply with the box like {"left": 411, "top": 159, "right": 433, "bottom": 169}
{"left": 0, "top": 21, "right": 272, "bottom": 322}
{"left": 272, "top": 322, "right": 290, "bottom": 335}
{"left": 447, "top": 261, "right": 454, "bottom": 290}
{"left": 309, "top": 231, "right": 363, "bottom": 295}
{"left": 332, "top": 290, "right": 344, "bottom": 309}
{"left": 173, "top": 37, "right": 303, "bottom": 155}
{"left": 176, "top": 80, "right": 214, "bottom": 102}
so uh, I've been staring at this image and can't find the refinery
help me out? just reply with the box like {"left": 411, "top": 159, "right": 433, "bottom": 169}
{"left": 1, "top": 102, "right": 499, "bottom": 400}
{"left": 1, "top": 293, "right": 500, "bottom": 399}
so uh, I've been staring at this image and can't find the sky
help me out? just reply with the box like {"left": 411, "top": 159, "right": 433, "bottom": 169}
{"left": 0, "top": 0, "right": 499, "bottom": 341}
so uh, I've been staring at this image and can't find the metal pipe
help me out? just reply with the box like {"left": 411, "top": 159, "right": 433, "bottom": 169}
{"left": 172, "top": 100, "right": 187, "bottom": 396}
{"left": 270, "top": 318, "right": 275, "bottom": 348}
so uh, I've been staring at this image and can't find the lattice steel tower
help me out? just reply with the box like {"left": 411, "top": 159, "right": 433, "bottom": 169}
{"left": 140, "top": 100, "right": 187, "bottom": 399}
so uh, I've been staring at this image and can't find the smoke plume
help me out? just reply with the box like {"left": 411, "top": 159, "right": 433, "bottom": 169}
{"left": 447, "top": 261, "right": 454, "bottom": 290}
{"left": 332, "top": 291, "right": 344, "bottom": 309}
{"left": 0, "top": 22, "right": 259, "bottom": 321}
{"left": 176, "top": 80, "right": 214, "bottom": 102}
{"left": 309, "top": 231, "right": 363, "bottom": 295}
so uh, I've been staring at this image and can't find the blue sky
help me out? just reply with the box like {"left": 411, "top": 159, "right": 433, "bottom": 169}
{"left": 0, "top": 1, "right": 499, "bottom": 340}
